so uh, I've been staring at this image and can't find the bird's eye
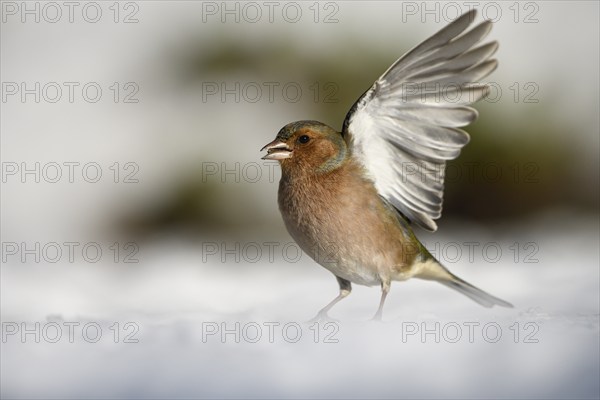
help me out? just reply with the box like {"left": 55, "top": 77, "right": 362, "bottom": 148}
{"left": 298, "top": 135, "right": 310, "bottom": 144}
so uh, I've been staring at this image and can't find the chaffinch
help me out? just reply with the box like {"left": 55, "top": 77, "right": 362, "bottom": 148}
{"left": 262, "top": 10, "right": 512, "bottom": 320}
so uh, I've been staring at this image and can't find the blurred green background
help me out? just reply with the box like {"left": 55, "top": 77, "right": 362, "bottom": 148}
{"left": 113, "top": 8, "right": 598, "bottom": 241}
{"left": 2, "top": 1, "right": 598, "bottom": 243}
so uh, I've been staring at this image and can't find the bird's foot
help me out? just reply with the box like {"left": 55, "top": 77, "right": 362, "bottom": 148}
{"left": 369, "top": 312, "right": 384, "bottom": 322}
{"left": 307, "top": 311, "right": 339, "bottom": 324}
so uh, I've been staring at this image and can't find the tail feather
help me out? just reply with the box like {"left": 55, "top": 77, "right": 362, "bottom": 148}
{"left": 439, "top": 276, "right": 513, "bottom": 308}
{"left": 416, "top": 259, "right": 513, "bottom": 308}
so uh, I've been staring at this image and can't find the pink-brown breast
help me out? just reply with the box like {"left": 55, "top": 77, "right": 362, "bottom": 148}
{"left": 278, "top": 159, "right": 417, "bottom": 286}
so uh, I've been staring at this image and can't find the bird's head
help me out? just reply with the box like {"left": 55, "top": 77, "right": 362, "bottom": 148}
{"left": 261, "top": 120, "right": 348, "bottom": 173}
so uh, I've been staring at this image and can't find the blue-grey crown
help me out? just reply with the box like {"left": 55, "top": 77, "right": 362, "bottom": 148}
{"left": 276, "top": 120, "right": 328, "bottom": 140}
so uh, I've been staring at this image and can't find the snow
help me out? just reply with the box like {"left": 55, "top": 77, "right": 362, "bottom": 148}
{"left": 1, "top": 218, "right": 598, "bottom": 399}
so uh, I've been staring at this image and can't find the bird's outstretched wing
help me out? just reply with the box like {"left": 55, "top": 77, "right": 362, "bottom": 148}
{"left": 342, "top": 10, "right": 497, "bottom": 231}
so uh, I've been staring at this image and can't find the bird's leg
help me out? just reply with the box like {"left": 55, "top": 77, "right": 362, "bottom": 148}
{"left": 371, "top": 280, "right": 391, "bottom": 321}
{"left": 310, "top": 276, "right": 351, "bottom": 322}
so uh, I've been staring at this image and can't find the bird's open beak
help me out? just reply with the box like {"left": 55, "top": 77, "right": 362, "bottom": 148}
{"left": 261, "top": 139, "right": 292, "bottom": 160}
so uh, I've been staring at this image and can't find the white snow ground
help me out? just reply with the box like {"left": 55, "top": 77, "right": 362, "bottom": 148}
{"left": 1, "top": 217, "right": 598, "bottom": 399}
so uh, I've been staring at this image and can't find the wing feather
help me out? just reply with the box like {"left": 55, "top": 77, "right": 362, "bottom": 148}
{"left": 343, "top": 10, "right": 496, "bottom": 231}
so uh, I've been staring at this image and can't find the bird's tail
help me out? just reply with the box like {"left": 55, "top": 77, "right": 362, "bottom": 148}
{"left": 438, "top": 274, "right": 513, "bottom": 308}
{"left": 417, "top": 259, "right": 513, "bottom": 308}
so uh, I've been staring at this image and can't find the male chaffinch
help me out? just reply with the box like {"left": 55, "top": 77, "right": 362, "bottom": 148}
{"left": 261, "top": 10, "right": 512, "bottom": 320}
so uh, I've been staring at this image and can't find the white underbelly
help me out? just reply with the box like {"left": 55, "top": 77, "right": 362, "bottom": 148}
{"left": 314, "top": 249, "right": 383, "bottom": 287}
